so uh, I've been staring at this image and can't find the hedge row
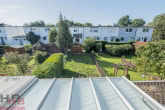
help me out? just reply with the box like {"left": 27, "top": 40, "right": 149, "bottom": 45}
{"left": 105, "top": 44, "right": 134, "bottom": 56}
{"left": 32, "top": 53, "right": 63, "bottom": 78}
{"left": 95, "top": 41, "right": 135, "bottom": 51}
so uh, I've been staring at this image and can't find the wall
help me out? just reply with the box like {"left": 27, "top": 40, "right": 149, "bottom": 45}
{"left": 118, "top": 27, "right": 137, "bottom": 42}
{"left": 135, "top": 27, "right": 154, "bottom": 42}
{"left": 24, "top": 27, "right": 50, "bottom": 44}
{"left": 0, "top": 27, "right": 8, "bottom": 45}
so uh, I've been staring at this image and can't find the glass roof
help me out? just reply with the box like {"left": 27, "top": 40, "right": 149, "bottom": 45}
{"left": 0, "top": 76, "right": 164, "bottom": 110}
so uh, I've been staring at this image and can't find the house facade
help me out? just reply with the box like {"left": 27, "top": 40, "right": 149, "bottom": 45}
{"left": 0, "top": 26, "right": 154, "bottom": 46}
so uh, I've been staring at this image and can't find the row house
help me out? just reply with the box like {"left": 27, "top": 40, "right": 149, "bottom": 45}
{"left": 0, "top": 26, "right": 154, "bottom": 46}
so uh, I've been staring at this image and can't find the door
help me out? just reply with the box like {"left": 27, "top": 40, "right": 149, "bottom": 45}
{"left": 19, "top": 39, "right": 23, "bottom": 45}
{"left": 144, "top": 38, "right": 147, "bottom": 42}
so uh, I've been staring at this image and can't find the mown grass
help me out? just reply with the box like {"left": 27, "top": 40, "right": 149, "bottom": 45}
{"left": 62, "top": 54, "right": 99, "bottom": 78}
{"left": 96, "top": 53, "right": 147, "bottom": 81}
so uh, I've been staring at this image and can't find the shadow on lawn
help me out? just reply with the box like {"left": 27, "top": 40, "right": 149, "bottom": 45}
{"left": 61, "top": 69, "right": 86, "bottom": 78}
{"left": 67, "top": 54, "right": 95, "bottom": 65}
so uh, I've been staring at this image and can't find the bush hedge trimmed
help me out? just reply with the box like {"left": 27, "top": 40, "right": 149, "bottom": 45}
{"left": 105, "top": 44, "right": 134, "bottom": 56}
{"left": 32, "top": 53, "right": 63, "bottom": 78}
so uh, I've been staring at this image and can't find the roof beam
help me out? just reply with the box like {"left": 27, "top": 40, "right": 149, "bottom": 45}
{"left": 35, "top": 78, "right": 55, "bottom": 110}
{"left": 106, "top": 77, "right": 134, "bottom": 110}
{"left": 66, "top": 77, "right": 74, "bottom": 110}
{"left": 122, "top": 76, "right": 165, "bottom": 110}
{"left": 89, "top": 77, "right": 102, "bottom": 110}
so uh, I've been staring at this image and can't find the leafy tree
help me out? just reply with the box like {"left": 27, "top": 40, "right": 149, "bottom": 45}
{"left": 148, "top": 14, "right": 165, "bottom": 41}
{"left": 46, "top": 23, "right": 55, "bottom": 27}
{"left": 48, "top": 28, "right": 57, "bottom": 43}
{"left": 56, "top": 13, "right": 73, "bottom": 53}
{"left": 136, "top": 41, "right": 165, "bottom": 79}
{"left": 5, "top": 52, "right": 30, "bottom": 75}
{"left": 84, "top": 22, "right": 93, "bottom": 26}
{"left": 118, "top": 15, "right": 132, "bottom": 26}
{"left": 74, "top": 22, "right": 84, "bottom": 27}
{"left": 83, "top": 37, "right": 95, "bottom": 53}
{"left": 26, "top": 32, "right": 40, "bottom": 45}
{"left": 24, "top": 20, "right": 46, "bottom": 26}
{"left": 132, "top": 19, "right": 146, "bottom": 27}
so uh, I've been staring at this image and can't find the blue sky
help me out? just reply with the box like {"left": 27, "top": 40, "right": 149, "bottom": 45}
{"left": 0, "top": 0, "right": 164, "bottom": 26}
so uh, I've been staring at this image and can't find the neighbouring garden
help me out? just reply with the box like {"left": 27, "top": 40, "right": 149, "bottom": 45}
{"left": 62, "top": 54, "right": 99, "bottom": 78}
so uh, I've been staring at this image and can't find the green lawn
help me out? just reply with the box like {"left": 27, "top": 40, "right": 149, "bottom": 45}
{"left": 62, "top": 54, "right": 99, "bottom": 78}
{"left": 96, "top": 53, "right": 147, "bottom": 81}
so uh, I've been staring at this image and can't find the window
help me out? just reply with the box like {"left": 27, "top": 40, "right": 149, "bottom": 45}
{"left": 75, "top": 38, "right": 80, "bottom": 42}
{"left": 143, "top": 28, "right": 149, "bottom": 32}
{"left": 137, "top": 37, "right": 141, "bottom": 41}
{"left": 0, "top": 29, "right": 1, "bottom": 32}
{"left": 43, "top": 37, "right": 47, "bottom": 40}
{"left": 90, "top": 28, "right": 98, "bottom": 32}
{"left": 74, "top": 29, "right": 79, "bottom": 32}
{"left": 94, "top": 36, "right": 100, "bottom": 41}
{"left": 126, "top": 28, "right": 132, "bottom": 32}
{"left": 109, "top": 29, "right": 115, "bottom": 33}
{"left": 15, "top": 39, "right": 18, "bottom": 41}
{"left": 111, "top": 38, "right": 114, "bottom": 42}
{"left": 23, "top": 39, "right": 26, "bottom": 40}
{"left": 45, "top": 28, "right": 50, "bottom": 32}
{"left": 104, "top": 37, "right": 108, "bottom": 41}
{"left": 5, "top": 37, "right": 7, "bottom": 40}
{"left": 121, "top": 37, "right": 124, "bottom": 41}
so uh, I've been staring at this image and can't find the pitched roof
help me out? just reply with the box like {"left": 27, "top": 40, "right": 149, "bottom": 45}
{"left": 0, "top": 76, "right": 164, "bottom": 110}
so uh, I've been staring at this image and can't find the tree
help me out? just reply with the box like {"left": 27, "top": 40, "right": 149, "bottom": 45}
{"left": 118, "top": 15, "right": 132, "bottom": 26}
{"left": 5, "top": 52, "right": 30, "bottom": 75}
{"left": 46, "top": 24, "right": 55, "bottom": 27}
{"left": 26, "top": 32, "right": 40, "bottom": 45}
{"left": 148, "top": 14, "right": 165, "bottom": 41}
{"left": 48, "top": 28, "right": 57, "bottom": 43}
{"left": 84, "top": 22, "right": 93, "bottom": 26}
{"left": 136, "top": 41, "right": 165, "bottom": 79}
{"left": 74, "top": 22, "right": 84, "bottom": 27}
{"left": 56, "top": 13, "right": 73, "bottom": 53}
{"left": 83, "top": 37, "right": 95, "bottom": 53}
{"left": 24, "top": 20, "right": 46, "bottom": 26}
{"left": 132, "top": 19, "right": 146, "bottom": 27}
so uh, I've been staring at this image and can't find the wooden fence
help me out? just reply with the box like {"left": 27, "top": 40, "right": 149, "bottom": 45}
{"left": 90, "top": 53, "right": 106, "bottom": 77}
{"left": 134, "top": 81, "right": 165, "bottom": 106}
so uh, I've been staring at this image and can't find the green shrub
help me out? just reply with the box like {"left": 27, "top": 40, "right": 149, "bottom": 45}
{"left": 105, "top": 44, "right": 134, "bottom": 56}
{"left": 34, "top": 51, "right": 48, "bottom": 64}
{"left": 32, "top": 53, "right": 63, "bottom": 78}
{"left": 24, "top": 44, "right": 32, "bottom": 51}
{"left": 83, "top": 37, "right": 95, "bottom": 53}
{"left": 94, "top": 43, "right": 102, "bottom": 52}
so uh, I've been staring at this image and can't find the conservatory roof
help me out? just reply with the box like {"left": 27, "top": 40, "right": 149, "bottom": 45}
{"left": 0, "top": 76, "right": 164, "bottom": 110}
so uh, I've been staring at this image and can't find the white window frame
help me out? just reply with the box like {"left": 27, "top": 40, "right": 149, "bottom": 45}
{"left": 125, "top": 28, "right": 132, "bottom": 33}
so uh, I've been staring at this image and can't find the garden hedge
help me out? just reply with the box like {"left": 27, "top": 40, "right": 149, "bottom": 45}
{"left": 32, "top": 53, "right": 63, "bottom": 78}
{"left": 105, "top": 44, "right": 134, "bottom": 56}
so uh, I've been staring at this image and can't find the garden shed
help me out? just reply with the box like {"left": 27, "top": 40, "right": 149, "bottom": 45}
{"left": 5, "top": 45, "right": 25, "bottom": 54}
{"left": 48, "top": 43, "right": 61, "bottom": 53}
{"left": 71, "top": 43, "right": 82, "bottom": 53}
{"left": 33, "top": 41, "right": 48, "bottom": 52}
{"left": 0, "top": 76, "right": 164, "bottom": 110}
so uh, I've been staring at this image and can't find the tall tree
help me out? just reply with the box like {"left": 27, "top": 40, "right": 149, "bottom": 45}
{"left": 118, "top": 15, "right": 132, "bottom": 26}
{"left": 74, "top": 22, "right": 84, "bottom": 27}
{"left": 48, "top": 28, "right": 57, "bottom": 43}
{"left": 84, "top": 22, "right": 93, "bottom": 26}
{"left": 26, "top": 32, "right": 40, "bottom": 45}
{"left": 24, "top": 20, "right": 46, "bottom": 26}
{"left": 56, "top": 13, "right": 73, "bottom": 53}
{"left": 148, "top": 13, "right": 165, "bottom": 41}
{"left": 136, "top": 41, "right": 165, "bottom": 79}
{"left": 132, "top": 19, "right": 146, "bottom": 27}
